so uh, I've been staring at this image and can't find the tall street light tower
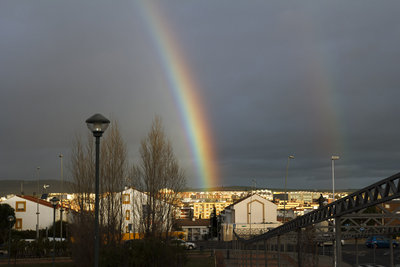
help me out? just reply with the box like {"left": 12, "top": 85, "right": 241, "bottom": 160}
{"left": 331, "top": 156, "right": 340, "bottom": 202}
{"left": 283, "top": 155, "right": 294, "bottom": 223}
{"left": 331, "top": 155, "right": 340, "bottom": 267}
{"left": 86, "top": 113, "right": 110, "bottom": 267}
{"left": 36, "top": 167, "right": 40, "bottom": 240}
{"left": 59, "top": 154, "right": 64, "bottom": 241}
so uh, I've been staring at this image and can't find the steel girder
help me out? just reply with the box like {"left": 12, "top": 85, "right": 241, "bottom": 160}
{"left": 245, "top": 172, "right": 400, "bottom": 244}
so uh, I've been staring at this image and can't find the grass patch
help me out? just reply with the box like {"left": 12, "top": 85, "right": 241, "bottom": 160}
{"left": 185, "top": 251, "right": 214, "bottom": 267}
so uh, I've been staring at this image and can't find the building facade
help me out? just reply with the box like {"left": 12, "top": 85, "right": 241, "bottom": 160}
{"left": 2, "top": 195, "right": 61, "bottom": 231}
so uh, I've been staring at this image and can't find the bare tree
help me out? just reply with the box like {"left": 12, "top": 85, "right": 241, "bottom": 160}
{"left": 130, "top": 116, "right": 186, "bottom": 239}
{"left": 99, "top": 121, "right": 127, "bottom": 245}
{"left": 69, "top": 120, "right": 127, "bottom": 266}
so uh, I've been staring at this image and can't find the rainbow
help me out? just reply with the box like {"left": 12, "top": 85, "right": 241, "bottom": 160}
{"left": 136, "top": 1, "right": 219, "bottom": 188}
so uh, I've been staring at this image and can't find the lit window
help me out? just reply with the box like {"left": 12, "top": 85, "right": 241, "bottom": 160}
{"left": 122, "top": 194, "right": 130, "bottom": 204}
{"left": 126, "top": 210, "right": 130, "bottom": 220}
{"left": 16, "top": 201, "right": 26, "bottom": 212}
{"left": 15, "top": 218, "right": 22, "bottom": 229}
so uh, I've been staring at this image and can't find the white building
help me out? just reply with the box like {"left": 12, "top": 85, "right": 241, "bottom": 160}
{"left": 175, "top": 219, "right": 210, "bottom": 241}
{"left": 220, "top": 194, "right": 281, "bottom": 241}
{"left": 2, "top": 195, "right": 62, "bottom": 231}
{"left": 118, "top": 188, "right": 178, "bottom": 239}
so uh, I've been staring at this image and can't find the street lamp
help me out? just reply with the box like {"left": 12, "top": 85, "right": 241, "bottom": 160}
{"left": 283, "top": 155, "right": 294, "bottom": 223}
{"left": 331, "top": 155, "right": 339, "bottom": 267}
{"left": 86, "top": 113, "right": 110, "bottom": 267}
{"left": 36, "top": 167, "right": 40, "bottom": 240}
{"left": 7, "top": 215, "right": 15, "bottom": 266}
{"left": 50, "top": 197, "right": 59, "bottom": 267}
{"left": 331, "top": 156, "right": 340, "bottom": 202}
{"left": 59, "top": 154, "right": 64, "bottom": 241}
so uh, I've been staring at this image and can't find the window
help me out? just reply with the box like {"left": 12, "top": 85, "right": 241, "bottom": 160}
{"left": 126, "top": 210, "right": 130, "bottom": 220}
{"left": 122, "top": 194, "right": 130, "bottom": 204}
{"left": 16, "top": 201, "right": 26, "bottom": 212}
{"left": 15, "top": 218, "right": 22, "bottom": 229}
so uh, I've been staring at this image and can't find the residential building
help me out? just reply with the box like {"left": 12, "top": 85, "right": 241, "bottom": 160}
{"left": 119, "top": 188, "right": 178, "bottom": 239}
{"left": 192, "top": 201, "right": 232, "bottom": 219}
{"left": 175, "top": 219, "right": 210, "bottom": 241}
{"left": 220, "top": 194, "right": 281, "bottom": 241}
{"left": 2, "top": 195, "right": 62, "bottom": 231}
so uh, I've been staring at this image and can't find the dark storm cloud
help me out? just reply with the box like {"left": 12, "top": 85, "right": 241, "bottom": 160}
{"left": 1, "top": 0, "right": 400, "bottom": 190}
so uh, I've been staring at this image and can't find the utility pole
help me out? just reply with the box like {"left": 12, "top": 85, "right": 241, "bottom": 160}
{"left": 36, "top": 167, "right": 40, "bottom": 240}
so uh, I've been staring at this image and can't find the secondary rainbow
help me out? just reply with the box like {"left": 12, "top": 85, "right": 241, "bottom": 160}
{"left": 136, "top": 1, "right": 219, "bottom": 188}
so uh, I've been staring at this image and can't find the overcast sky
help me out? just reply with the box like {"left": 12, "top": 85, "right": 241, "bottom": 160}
{"left": 1, "top": 0, "right": 400, "bottom": 190}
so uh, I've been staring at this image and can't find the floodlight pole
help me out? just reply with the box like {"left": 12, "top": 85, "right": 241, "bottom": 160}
{"left": 59, "top": 154, "right": 64, "bottom": 241}
{"left": 36, "top": 167, "right": 40, "bottom": 240}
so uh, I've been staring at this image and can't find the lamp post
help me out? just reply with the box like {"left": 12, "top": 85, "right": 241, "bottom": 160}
{"left": 331, "top": 155, "right": 339, "bottom": 267}
{"left": 331, "top": 156, "right": 339, "bottom": 202}
{"left": 283, "top": 155, "right": 294, "bottom": 223}
{"left": 86, "top": 113, "right": 110, "bottom": 267}
{"left": 59, "top": 154, "right": 64, "bottom": 241}
{"left": 7, "top": 215, "right": 15, "bottom": 266}
{"left": 50, "top": 197, "right": 59, "bottom": 267}
{"left": 36, "top": 167, "right": 40, "bottom": 240}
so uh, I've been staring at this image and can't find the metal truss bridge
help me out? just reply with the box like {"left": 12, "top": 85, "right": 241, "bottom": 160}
{"left": 231, "top": 172, "right": 400, "bottom": 267}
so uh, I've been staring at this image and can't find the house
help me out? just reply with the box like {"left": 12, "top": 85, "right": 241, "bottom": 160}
{"left": 220, "top": 194, "right": 281, "bottom": 241}
{"left": 2, "top": 195, "right": 62, "bottom": 231}
{"left": 175, "top": 219, "right": 210, "bottom": 241}
{"left": 119, "top": 188, "right": 179, "bottom": 240}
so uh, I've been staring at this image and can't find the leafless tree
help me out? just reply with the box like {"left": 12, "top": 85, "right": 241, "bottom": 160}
{"left": 130, "top": 116, "right": 186, "bottom": 239}
{"left": 69, "top": 120, "right": 127, "bottom": 266}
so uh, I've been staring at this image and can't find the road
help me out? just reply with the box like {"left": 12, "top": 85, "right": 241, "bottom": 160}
{"left": 320, "top": 244, "right": 400, "bottom": 267}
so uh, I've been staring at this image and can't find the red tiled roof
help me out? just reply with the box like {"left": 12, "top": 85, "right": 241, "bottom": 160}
{"left": 17, "top": 195, "right": 57, "bottom": 209}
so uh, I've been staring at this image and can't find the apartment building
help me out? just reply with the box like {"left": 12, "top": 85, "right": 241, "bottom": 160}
{"left": 192, "top": 201, "right": 232, "bottom": 219}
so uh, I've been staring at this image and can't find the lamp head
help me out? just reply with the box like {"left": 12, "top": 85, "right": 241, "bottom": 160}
{"left": 7, "top": 215, "right": 15, "bottom": 222}
{"left": 86, "top": 113, "right": 110, "bottom": 137}
{"left": 331, "top": 155, "right": 340, "bottom": 160}
{"left": 288, "top": 155, "right": 295, "bottom": 159}
{"left": 50, "top": 196, "right": 60, "bottom": 207}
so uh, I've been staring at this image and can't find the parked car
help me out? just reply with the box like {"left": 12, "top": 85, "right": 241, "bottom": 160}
{"left": 171, "top": 239, "right": 197, "bottom": 250}
{"left": 0, "top": 243, "right": 7, "bottom": 257}
{"left": 365, "top": 236, "right": 399, "bottom": 248}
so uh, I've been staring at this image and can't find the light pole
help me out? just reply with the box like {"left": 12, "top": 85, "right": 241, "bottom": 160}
{"left": 36, "top": 167, "right": 40, "bottom": 240}
{"left": 86, "top": 113, "right": 110, "bottom": 267}
{"left": 7, "top": 215, "right": 15, "bottom": 266}
{"left": 331, "top": 155, "right": 339, "bottom": 267}
{"left": 50, "top": 197, "right": 59, "bottom": 267}
{"left": 59, "top": 154, "right": 64, "bottom": 241}
{"left": 331, "top": 156, "right": 339, "bottom": 202}
{"left": 283, "top": 155, "right": 294, "bottom": 223}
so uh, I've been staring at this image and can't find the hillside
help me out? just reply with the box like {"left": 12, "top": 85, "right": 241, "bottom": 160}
{"left": 0, "top": 179, "right": 75, "bottom": 197}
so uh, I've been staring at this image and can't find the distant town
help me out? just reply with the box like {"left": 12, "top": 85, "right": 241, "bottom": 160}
{"left": 0, "top": 179, "right": 352, "bottom": 242}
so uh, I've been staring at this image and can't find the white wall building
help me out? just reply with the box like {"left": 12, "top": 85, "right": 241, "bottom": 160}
{"left": 2, "top": 195, "right": 62, "bottom": 231}
{"left": 220, "top": 194, "right": 281, "bottom": 241}
{"left": 118, "top": 188, "right": 178, "bottom": 239}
